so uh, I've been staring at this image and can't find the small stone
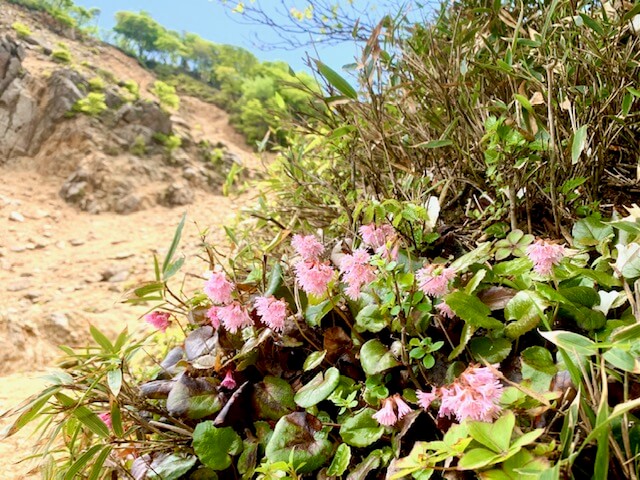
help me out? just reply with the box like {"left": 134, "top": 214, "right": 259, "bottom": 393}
{"left": 108, "top": 270, "right": 129, "bottom": 283}
{"left": 70, "top": 239, "right": 85, "bottom": 246}
{"left": 113, "top": 252, "right": 135, "bottom": 260}
{"left": 7, "top": 280, "right": 31, "bottom": 292}
{"left": 23, "top": 291, "right": 41, "bottom": 301}
{"left": 55, "top": 241, "right": 67, "bottom": 249}
{"left": 9, "top": 211, "right": 25, "bottom": 222}
{"left": 10, "top": 245, "right": 27, "bottom": 253}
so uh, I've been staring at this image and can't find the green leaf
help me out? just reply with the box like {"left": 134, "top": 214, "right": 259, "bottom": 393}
{"left": 163, "top": 256, "right": 185, "bottom": 281}
{"left": 107, "top": 368, "right": 122, "bottom": 398}
{"left": 339, "top": 408, "right": 385, "bottom": 447}
{"left": 538, "top": 330, "right": 597, "bottom": 356}
{"left": 162, "top": 213, "right": 186, "bottom": 275}
{"left": 572, "top": 216, "right": 613, "bottom": 247}
{"left": 504, "top": 290, "right": 549, "bottom": 339}
{"left": 314, "top": 60, "right": 358, "bottom": 99}
{"left": 265, "top": 412, "right": 333, "bottom": 473}
{"left": 167, "top": 377, "right": 222, "bottom": 420}
{"left": 1, "top": 385, "right": 60, "bottom": 439}
{"left": 295, "top": 367, "right": 340, "bottom": 408}
{"left": 355, "top": 305, "right": 388, "bottom": 333}
{"left": 415, "top": 139, "right": 453, "bottom": 149}
{"left": 558, "top": 287, "right": 598, "bottom": 307}
{"left": 87, "top": 446, "right": 113, "bottom": 480}
{"left": 469, "top": 337, "right": 512, "bottom": 363}
{"left": 55, "top": 393, "right": 109, "bottom": 438}
{"left": 493, "top": 258, "right": 533, "bottom": 277}
{"left": 193, "top": 422, "right": 242, "bottom": 471}
{"left": 303, "top": 350, "right": 327, "bottom": 371}
{"left": 252, "top": 376, "right": 296, "bottom": 420}
{"left": 450, "top": 242, "right": 492, "bottom": 272}
{"left": 578, "top": 13, "right": 604, "bottom": 35}
{"left": 360, "top": 339, "right": 401, "bottom": 375}
{"left": 265, "top": 262, "right": 283, "bottom": 296}
{"left": 305, "top": 299, "right": 333, "bottom": 327}
{"left": 327, "top": 444, "right": 352, "bottom": 476}
{"left": 603, "top": 348, "right": 640, "bottom": 373}
{"left": 468, "top": 411, "right": 515, "bottom": 454}
{"left": 445, "top": 291, "right": 503, "bottom": 330}
{"left": 90, "top": 325, "right": 113, "bottom": 352}
{"left": 448, "top": 323, "right": 475, "bottom": 360}
{"left": 63, "top": 445, "right": 104, "bottom": 480}
{"left": 458, "top": 447, "right": 501, "bottom": 470}
{"left": 147, "top": 454, "right": 198, "bottom": 480}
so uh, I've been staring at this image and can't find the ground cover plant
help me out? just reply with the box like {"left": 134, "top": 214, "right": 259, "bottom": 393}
{"left": 4, "top": 201, "right": 640, "bottom": 479}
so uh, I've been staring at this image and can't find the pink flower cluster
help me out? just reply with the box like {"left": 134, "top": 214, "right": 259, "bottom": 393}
{"left": 203, "top": 270, "right": 289, "bottom": 334}
{"left": 372, "top": 394, "right": 413, "bottom": 426}
{"left": 203, "top": 271, "right": 253, "bottom": 333}
{"left": 339, "top": 248, "right": 376, "bottom": 299}
{"left": 416, "top": 264, "right": 456, "bottom": 297}
{"left": 359, "top": 223, "right": 398, "bottom": 259}
{"left": 417, "top": 364, "right": 504, "bottom": 423}
{"left": 144, "top": 311, "right": 171, "bottom": 332}
{"left": 436, "top": 301, "right": 455, "bottom": 319}
{"left": 254, "top": 295, "right": 288, "bottom": 332}
{"left": 292, "top": 234, "right": 335, "bottom": 297}
{"left": 526, "top": 240, "right": 565, "bottom": 275}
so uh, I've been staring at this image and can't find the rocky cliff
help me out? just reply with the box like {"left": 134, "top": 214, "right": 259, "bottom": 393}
{"left": 0, "top": 2, "right": 251, "bottom": 214}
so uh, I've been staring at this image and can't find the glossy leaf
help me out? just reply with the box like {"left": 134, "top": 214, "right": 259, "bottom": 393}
{"left": 339, "top": 408, "right": 385, "bottom": 447}
{"left": 360, "top": 339, "right": 401, "bottom": 375}
{"left": 193, "top": 422, "right": 242, "bottom": 471}
{"left": 294, "top": 367, "right": 340, "bottom": 408}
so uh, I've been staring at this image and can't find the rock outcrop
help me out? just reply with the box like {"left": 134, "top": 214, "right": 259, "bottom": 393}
{"left": 0, "top": 16, "right": 249, "bottom": 214}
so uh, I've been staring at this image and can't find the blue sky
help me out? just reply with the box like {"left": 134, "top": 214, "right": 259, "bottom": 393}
{"left": 72, "top": 0, "right": 366, "bottom": 73}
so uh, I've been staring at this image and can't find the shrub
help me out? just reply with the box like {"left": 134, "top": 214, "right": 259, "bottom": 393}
{"left": 130, "top": 135, "right": 147, "bottom": 156}
{"left": 72, "top": 92, "right": 107, "bottom": 116}
{"left": 150, "top": 80, "right": 180, "bottom": 111}
{"left": 11, "top": 21, "right": 32, "bottom": 38}
{"left": 121, "top": 79, "right": 139, "bottom": 100}
{"left": 51, "top": 42, "right": 72, "bottom": 63}
{"left": 153, "top": 132, "right": 182, "bottom": 154}
{"left": 87, "top": 76, "right": 105, "bottom": 92}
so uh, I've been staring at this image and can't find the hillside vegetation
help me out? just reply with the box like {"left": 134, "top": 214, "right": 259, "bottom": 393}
{"left": 7, "top": 0, "right": 320, "bottom": 146}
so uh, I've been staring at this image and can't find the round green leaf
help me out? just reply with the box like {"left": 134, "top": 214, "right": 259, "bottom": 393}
{"left": 252, "top": 376, "right": 296, "bottom": 420}
{"left": 360, "top": 340, "right": 401, "bottom": 376}
{"left": 294, "top": 367, "right": 340, "bottom": 408}
{"left": 339, "top": 408, "right": 385, "bottom": 447}
{"left": 469, "top": 337, "right": 512, "bottom": 363}
{"left": 265, "top": 412, "right": 333, "bottom": 473}
{"left": 192, "top": 422, "right": 242, "bottom": 471}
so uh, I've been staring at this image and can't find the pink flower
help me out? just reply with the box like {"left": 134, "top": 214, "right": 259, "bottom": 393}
{"left": 98, "top": 412, "right": 112, "bottom": 429}
{"left": 339, "top": 248, "right": 376, "bottom": 300}
{"left": 220, "top": 370, "right": 236, "bottom": 389}
{"left": 144, "top": 311, "right": 170, "bottom": 332}
{"left": 294, "top": 260, "right": 335, "bottom": 296}
{"left": 254, "top": 296, "right": 288, "bottom": 332}
{"left": 206, "top": 306, "right": 221, "bottom": 329}
{"left": 372, "top": 395, "right": 414, "bottom": 426}
{"left": 204, "top": 271, "right": 234, "bottom": 304}
{"left": 416, "top": 264, "right": 456, "bottom": 297}
{"left": 394, "top": 394, "right": 413, "bottom": 420}
{"left": 436, "top": 301, "right": 455, "bottom": 319}
{"left": 292, "top": 234, "right": 325, "bottom": 261}
{"left": 417, "top": 389, "right": 437, "bottom": 409}
{"left": 218, "top": 301, "right": 253, "bottom": 333}
{"left": 419, "top": 364, "right": 503, "bottom": 423}
{"left": 359, "top": 223, "right": 396, "bottom": 249}
{"left": 526, "top": 240, "right": 565, "bottom": 275}
{"left": 372, "top": 397, "right": 397, "bottom": 426}
{"left": 359, "top": 223, "right": 398, "bottom": 260}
